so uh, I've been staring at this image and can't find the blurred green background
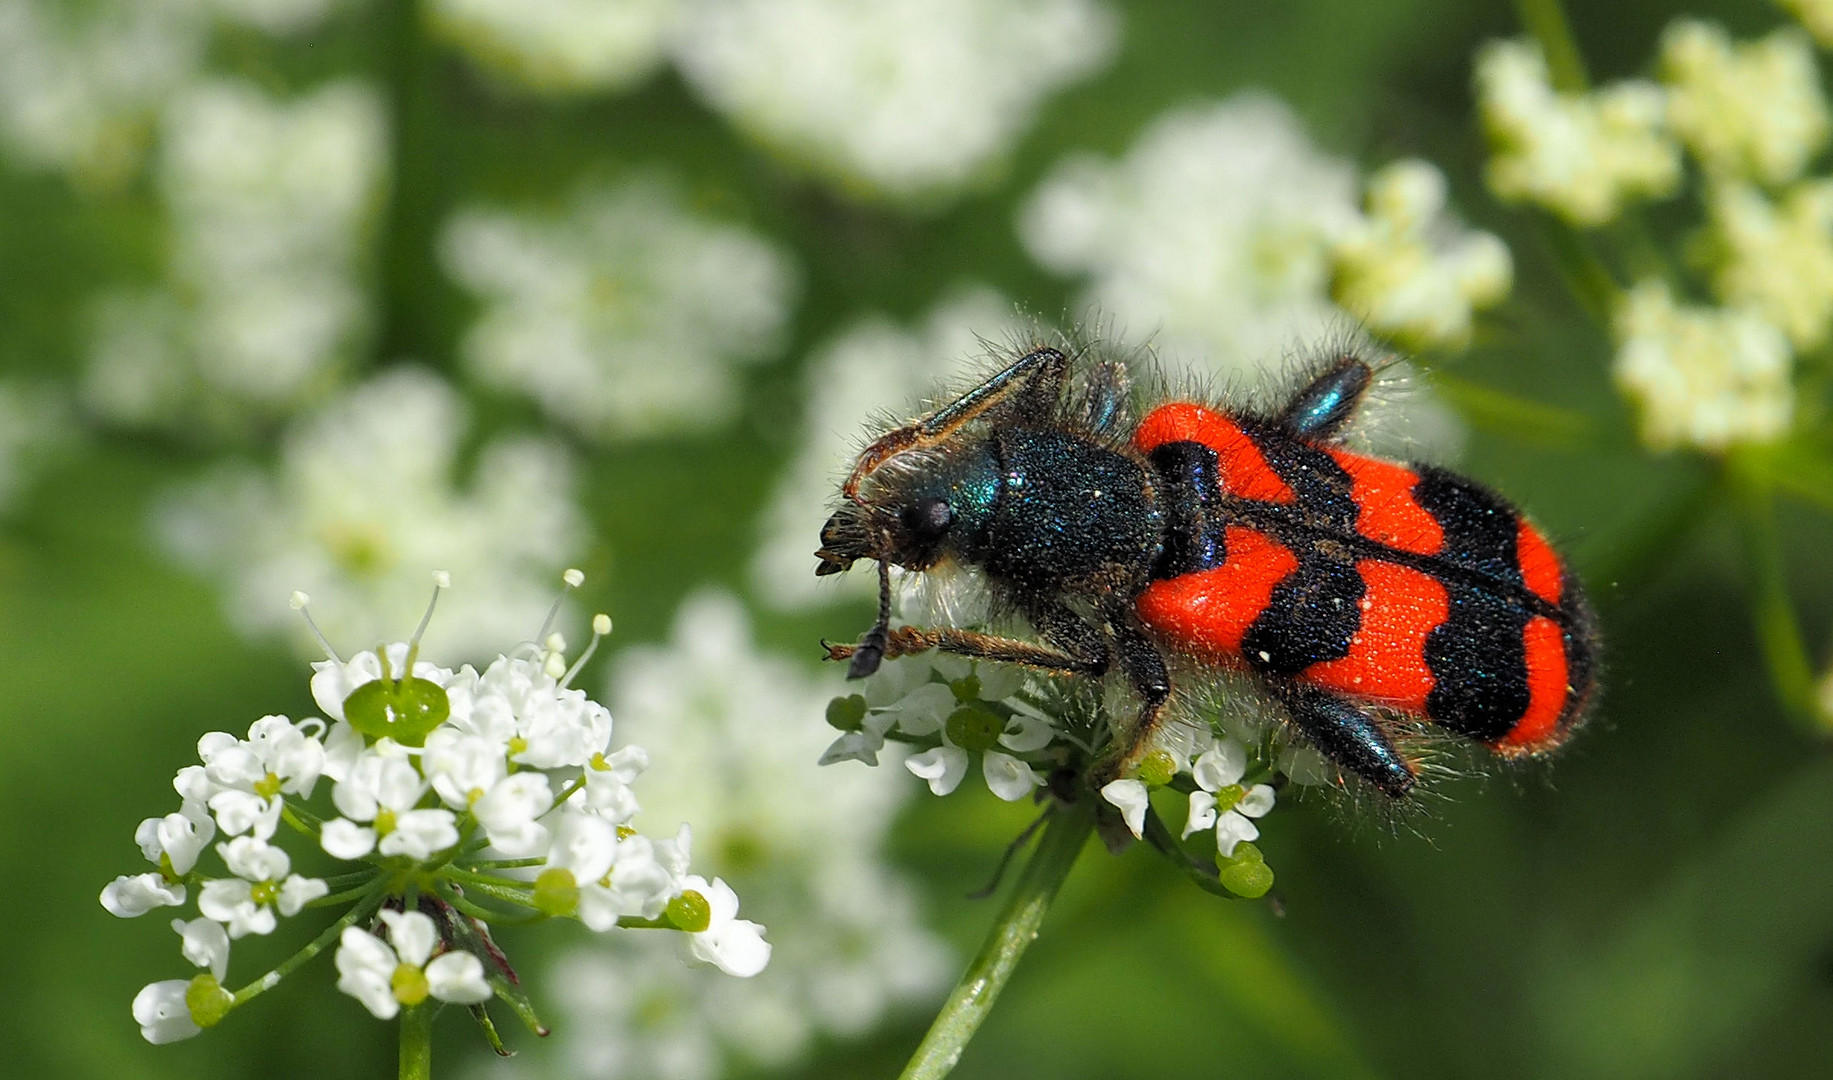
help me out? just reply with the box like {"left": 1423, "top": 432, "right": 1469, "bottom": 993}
{"left": 4, "top": 1, "right": 1832, "bottom": 1078}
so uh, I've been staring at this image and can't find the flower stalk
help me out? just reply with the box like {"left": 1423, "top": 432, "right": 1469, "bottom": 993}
{"left": 897, "top": 799, "right": 1095, "bottom": 1080}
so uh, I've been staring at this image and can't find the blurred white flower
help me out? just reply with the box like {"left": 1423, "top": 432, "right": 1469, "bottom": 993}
{"left": 1330, "top": 159, "right": 1513, "bottom": 351}
{"left": 0, "top": 380, "right": 70, "bottom": 516}
{"left": 0, "top": 0, "right": 207, "bottom": 185}
{"left": 442, "top": 179, "right": 796, "bottom": 440}
{"left": 1019, "top": 94, "right": 1360, "bottom": 371}
{"left": 673, "top": 0, "right": 1118, "bottom": 204}
{"left": 209, "top": 0, "right": 351, "bottom": 36}
{"left": 522, "top": 590, "right": 950, "bottom": 1078}
{"left": 1613, "top": 280, "right": 1794, "bottom": 452}
{"left": 429, "top": 0, "right": 681, "bottom": 94}
{"left": 83, "top": 78, "right": 387, "bottom": 430}
{"left": 751, "top": 286, "right": 1024, "bottom": 610}
{"left": 1699, "top": 180, "right": 1833, "bottom": 349}
{"left": 1475, "top": 38, "right": 1681, "bottom": 226}
{"left": 1660, "top": 20, "right": 1829, "bottom": 185}
{"left": 154, "top": 368, "right": 587, "bottom": 663}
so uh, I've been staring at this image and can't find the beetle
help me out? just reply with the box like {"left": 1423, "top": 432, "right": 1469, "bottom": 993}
{"left": 815, "top": 344, "right": 1597, "bottom": 797}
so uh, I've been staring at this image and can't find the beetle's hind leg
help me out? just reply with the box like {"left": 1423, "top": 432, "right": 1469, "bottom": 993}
{"left": 1275, "top": 682, "right": 1417, "bottom": 798}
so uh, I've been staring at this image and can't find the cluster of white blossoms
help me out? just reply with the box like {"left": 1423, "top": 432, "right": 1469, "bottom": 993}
{"left": 83, "top": 78, "right": 386, "bottom": 431}
{"left": 1095, "top": 734, "right": 1278, "bottom": 899}
{"left": 751, "top": 287, "right": 1027, "bottom": 611}
{"left": 155, "top": 368, "right": 586, "bottom": 664}
{"left": 1612, "top": 281, "right": 1793, "bottom": 451}
{"left": 440, "top": 179, "right": 797, "bottom": 441}
{"left": 1020, "top": 94, "right": 1512, "bottom": 369}
{"left": 0, "top": 0, "right": 353, "bottom": 186}
{"left": 102, "top": 574, "right": 767, "bottom": 1047}
{"left": 674, "top": 0, "right": 1119, "bottom": 205}
{"left": 427, "top": 0, "right": 680, "bottom": 95}
{"left": 1331, "top": 160, "right": 1514, "bottom": 351}
{"left": 1476, "top": 12, "right": 1833, "bottom": 455}
{"left": 494, "top": 592, "right": 948, "bottom": 1080}
{"left": 1475, "top": 38, "right": 1681, "bottom": 226}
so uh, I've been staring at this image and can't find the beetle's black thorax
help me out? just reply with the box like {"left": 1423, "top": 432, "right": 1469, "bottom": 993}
{"left": 949, "top": 427, "right": 1161, "bottom": 595}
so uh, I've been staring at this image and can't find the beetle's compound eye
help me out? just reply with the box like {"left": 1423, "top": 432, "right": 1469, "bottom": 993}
{"left": 903, "top": 497, "right": 953, "bottom": 542}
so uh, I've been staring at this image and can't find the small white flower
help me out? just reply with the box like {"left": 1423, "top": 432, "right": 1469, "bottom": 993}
{"left": 335, "top": 910, "right": 494, "bottom": 1020}
{"left": 1100, "top": 778, "right": 1151, "bottom": 839}
{"left": 1476, "top": 39, "right": 1680, "bottom": 226}
{"left": 101, "top": 873, "right": 186, "bottom": 918}
{"left": 580, "top": 744, "right": 648, "bottom": 823}
{"left": 441, "top": 180, "right": 796, "bottom": 441}
{"left": 421, "top": 727, "right": 508, "bottom": 810}
{"left": 677, "top": 876, "right": 770, "bottom": 978}
{"left": 1612, "top": 280, "right": 1795, "bottom": 451}
{"left": 133, "top": 980, "right": 201, "bottom": 1045}
{"left": 198, "top": 836, "right": 327, "bottom": 937}
{"left": 981, "top": 751, "right": 1042, "bottom": 802}
{"left": 1699, "top": 180, "right": 1833, "bottom": 349}
{"left": 673, "top": 0, "right": 1119, "bottom": 204}
{"left": 1331, "top": 159, "right": 1513, "bottom": 350}
{"left": 905, "top": 740, "right": 969, "bottom": 797}
{"left": 472, "top": 771, "right": 555, "bottom": 857}
{"left": 1661, "top": 20, "right": 1829, "bottom": 184}
{"left": 325, "top": 748, "right": 461, "bottom": 861}
{"left": 133, "top": 801, "right": 215, "bottom": 876}
{"left": 172, "top": 917, "right": 230, "bottom": 981}
{"left": 1182, "top": 740, "right": 1276, "bottom": 858}
{"left": 452, "top": 653, "right": 613, "bottom": 769}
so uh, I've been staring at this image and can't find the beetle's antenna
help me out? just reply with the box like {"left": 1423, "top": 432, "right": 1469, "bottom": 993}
{"left": 847, "top": 556, "right": 894, "bottom": 680}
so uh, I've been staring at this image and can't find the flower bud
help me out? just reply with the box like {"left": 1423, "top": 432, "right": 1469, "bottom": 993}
{"left": 944, "top": 704, "right": 1003, "bottom": 752}
{"left": 533, "top": 868, "right": 580, "bottom": 917}
{"left": 185, "top": 974, "right": 235, "bottom": 1029}
{"left": 666, "top": 889, "right": 712, "bottom": 933}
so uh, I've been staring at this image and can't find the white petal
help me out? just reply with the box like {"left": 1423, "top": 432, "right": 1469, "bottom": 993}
{"left": 335, "top": 927, "right": 400, "bottom": 1019}
{"left": 172, "top": 917, "right": 231, "bottom": 980}
{"left": 320, "top": 818, "right": 377, "bottom": 860}
{"left": 133, "top": 981, "right": 201, "bottom": 1044}
{"left": 689, "top": 918, "right": 772, "bottom": 977}
{"left": 1183, "top": 789, "right": 1219, "bottom": 839}
{"left": 547, "top": 812, "right": 619, "bottom": 882}
{"left": 378, "top": 810, "right": 460, "bottom": 860}
{"left": 1215, "top": 810, "right": 1261, "bottom": 859}
{"left": 1100, "top": 778, "right": 1150, "bottom": 838}
{"left": 888, "top": 683, "right": 956, "bottom": 736}
{"left": 1191, "top": 740, "right": 1247, "bottom": 791}
{"left": 157, "top": 805, "right": 216, "bottom": 875}
{"left": 997, "top": 713, "right": 1054, "bottom": 752}
{"left": 219, "top": 835, "right": 289, "bottom": 882}
{"left": 1236, "top": 783, "right": 1277, "bottom": 818}
{"left": 426, "top": 952, "right": 493, "bottom": 1004}
{"left": 381, "top": 910, "right": 439, "bottom": 969}
{"left": 818, "top": 730, "right": 884, "bottom": 767}
{"left": 209, "top": 791, "right": 281, "bottom": 839}
{"left": 277, "top": 875, "right": 329, "bottom": 916}
{"left": 904, "top": 744, "right": 968, "bottom": 796}
{"left": 974, "top": 663, "right": 1027, "bottom": 701}
{"left": 983, "top": 751, "right": 1042, "bottom": 802}
{"left": 101, "top": 874, "right": 186, "bottom": 918}
{"left": 930, "top": 653, "right": 972, "bottom": 681}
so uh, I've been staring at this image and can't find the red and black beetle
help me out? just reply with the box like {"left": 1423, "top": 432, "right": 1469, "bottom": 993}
{"left": 816, "top": 344, "right": 1597, "bottom": 798}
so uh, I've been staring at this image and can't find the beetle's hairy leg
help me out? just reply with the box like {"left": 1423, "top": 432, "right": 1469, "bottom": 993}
{"left": 1091, "top": 614, "right": 1174, "bottom": 787}
{"left": 842, "top": 347, "right": 1071, "bottom": 499}
{"left": 823, "top": 626, "right": 1101, "bottom": 677}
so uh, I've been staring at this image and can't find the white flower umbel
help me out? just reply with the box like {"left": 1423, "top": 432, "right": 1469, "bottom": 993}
{"left": 672, "top": 0, "right": 1118, "bottom": 206}
{"left": 1182, "top": 739, "right": 1277, "bottom": 858}
{"left": 82, "top": 78, "right": 387, "bottom": 431}
{"left": 1019, "top": 94, "right": 1361, "bottom": 373}
{"left": 1660, "top": 20, "right": 1829, "bottom": 186}
{"left": 102, "top": 573, "right": 763, "bottom": 1051}
{"left": 750, "top": 287, "right": 1026, "bottom": 611}
{"left": 527, "top": 591, "right": 949, "bottom": 1079}
{"left": 1613, "top": 280, "right": 1795, "bottom": 452}
{"left": 1699, "top": 180, "right": 1833, "bottom": 349}
{"left": 1475, "top": 38, "right": 1680, "bottom": 226}
{"left": 441, "top": 179, "right": 797, "bottom": 441}
{"left": 429, "top": 0, "right": 681, "bottom": 95}
{"left": 1330, "top": 159, "right": 1513, "bottom": 351}
{"left": 0, "top": 0, "right": 207, "bottom": 185}
{"left": 154, "top": 368, "right": 586, "bottom": 664}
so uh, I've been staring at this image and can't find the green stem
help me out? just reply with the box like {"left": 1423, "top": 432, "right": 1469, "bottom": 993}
{"left": 897, "top": 800, "right": 1095, "bottom": 1080}
{"left": 399, "top": 1003, "right": 434, "bottom": 1080}
{"left": 232, "top": 886, "right": 387, "bottom": 1003}
{"left": 1514, "top": 0, "right": 1588, "bottom": 91}
{"left": 1728, "top": 457, "right": 1826, "bottom": 733}
{"left": 374, "top": 0, "right": 441, "bottom": 364}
